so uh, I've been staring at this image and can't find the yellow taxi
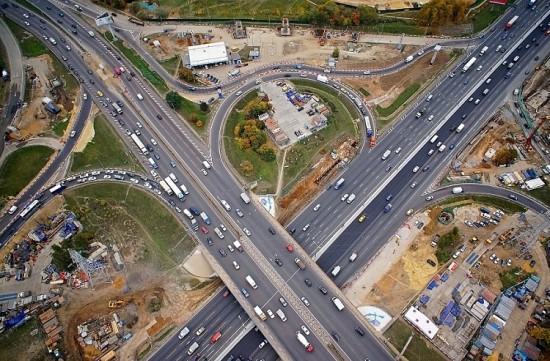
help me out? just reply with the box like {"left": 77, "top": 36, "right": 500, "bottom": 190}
{"left": 406, "top": 209, "right": 414, "bottom": 216}
{"left": 97, "top": 90, "right": 103, "bottom": 97}
{"left": 358, "top": 214, "right": 366, "bottom": 222}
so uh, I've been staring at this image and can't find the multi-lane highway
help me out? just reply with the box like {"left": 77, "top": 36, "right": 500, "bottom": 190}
{"left": 1, "top": 0, "right": 549, "bottom": 360}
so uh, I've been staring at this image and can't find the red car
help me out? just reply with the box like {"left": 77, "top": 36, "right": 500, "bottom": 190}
{"left": 201, "top": 226, "right": 209, "bottom": 234}
{"left": 286, "top": 244, "right": 294, "bottom": 252}
{"left": 223, "top": 290, "right": 230, "bottom": 298}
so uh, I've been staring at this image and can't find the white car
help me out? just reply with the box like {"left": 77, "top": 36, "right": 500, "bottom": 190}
{"left": 266, "top": 309, "right": 275, "bottom": 318}
{"left": 83, "top": 93, "right": 88, "bottom": 100}
{"left": 201, "top": 169, "right": 208, "bottom": 176}
{"left": 150, "top": 138, "right": 158, "bottom": 146}
{"left": 427, "top": 115, "right": 434, "bottom": 121}
{"left": 412, "top": 166, "right": 420, "bottom": 173}
{"left": 301, "top": 297, "right": 310, "bottom": 307}
{"left": 395, "top": 147, "right": 401, "bottom": 154}
{"left": 227, "top": 244, "right": 235, "bottom": 252}
{"left": 24, "top": 21, "right": 30, "bottom": 26}
{"left": 65, "top": 45, "right": 71, "bottom": 51}
{"left": 103, "top": 175, "right": 112, "bottom": 179}
{"left": 243, "top": 228, "right": 251, "bottom": 236}
{"left": 363, "top": 70, "right": 371, "bottom": 75}
{"left": 233, "top": 260, "right": 240, "bottom": 270}
{"left": 235, "top": 90, "right": 243, "bottom": 96}
{"left": 136, "top": 122, "right": 143, "bottom": 128}
{"left": 175, "top": 207, "right": 182, "bottom": 213}
{"left": 220, "top": 224, "right": 227, "bottom": 232}
{"left": 341, "top": 194, "right": 349, "bottom": 202}
{"left": 259, "top": 340, "right": 268, "bottom": 349}
{"left": 313, "top": 204, "right": 321, "bottom": 211}
{"left": 301, "top": 325, "right": 310, "bottom": 335}
{"left": 425, "top": 195, "right": 433, "bottom": 201}
{"left": 70, "top": 131, "right": 76, "bottom": 137}
{"left": 489, "top": 253, "right": 496, "bottom": 261}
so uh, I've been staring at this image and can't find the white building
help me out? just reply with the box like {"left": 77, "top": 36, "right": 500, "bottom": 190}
{"left": 186, "top": 42, "right": 229, "bottom": 68}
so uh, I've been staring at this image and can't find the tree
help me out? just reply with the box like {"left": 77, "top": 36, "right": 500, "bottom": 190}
{"left": 156, "top": 7, "right": 169, "bottom": 20}
{"left": 257, "top": 144, "right": 276, "bottom": 162}
{"left": 332, "top": 47, "right": 340, "bottom": 59}
{"left": 240, "top": 160, "right": 254, "bottom": 174}
{"left": 199, "top": 101, "right": 209, "bottom": 112}
{"left": 178, "top": 67, "right": 196, "bottom": 83}
{"left": 531, "top": 327, "right": 550, "bottom": 350}
{"left": 494, "top": 148, "right": 518, "bottom": 166}
{"left": 165, "top": 91, "right": 182, "bottom": 110}
{"left": 195, "top": 120, "right": 203, "bottom": 127}
{"left": 416, "top": 0, "right": 469, "bottom": 26}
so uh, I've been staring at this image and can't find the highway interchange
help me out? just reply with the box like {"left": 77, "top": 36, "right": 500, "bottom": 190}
{"left": 1, "top": 0, "right": 550, "bottom": 360}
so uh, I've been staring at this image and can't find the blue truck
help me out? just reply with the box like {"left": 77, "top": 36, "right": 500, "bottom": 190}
{"left": 200, "top": 212, "right": 211, "bottom": 225}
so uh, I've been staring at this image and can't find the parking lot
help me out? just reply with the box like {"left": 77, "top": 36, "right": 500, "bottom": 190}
{"left": 262, "top": 81, "right": 322, "bottom": 146}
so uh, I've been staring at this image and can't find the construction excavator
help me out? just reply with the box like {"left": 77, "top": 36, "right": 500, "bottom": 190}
{"left": 108, "top": 300, "right": 126, "bottom": 308}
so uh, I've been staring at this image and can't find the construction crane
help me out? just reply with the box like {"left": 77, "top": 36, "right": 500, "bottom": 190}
{"left": 525, "top": 115, "right": 550, "bottom": 148}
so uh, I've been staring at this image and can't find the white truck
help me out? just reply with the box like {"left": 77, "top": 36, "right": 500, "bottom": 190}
{"left": 456, "top": 123, "right": 465, "bottom": 133}
{"left": 190, "top": 219, "right": 199, "bottom": 230}
{"left": 88, "top": 30, "right": 95, "bottom": 37}
{"left": 479, "top": 46, "right": 489, "bottom": 56}
{"left": 233, "top": 240, "right": 244, "bottom": 252}
{"left": 254, "top": 306, "right": 267, "bottom": 321}
{"left": 130, "top": 134, "right": 148, "bottom": 155}
{"left": 296, "top": 332, "right": 314, "bottom": 352}
{"left": 462, "top": 57, "right": 477, "bottom": 73}
{"left": 349, "top": 251, "right": 358, "bottom": 262}
{"left": 246, "top": 275, "right": 257, "bottom": 289}
{"left": 180, "top": 184, "right": 189, "bottom": 195}
{"left": 331, "top": 265, "right": 341, "bottom": 277}
{"left": 240, "top": 192, "right": 251, "bottom": 204}
{"left": 165, "top": 177, "right": 184, "bottom": 201}
{"left": 169, "top": 173, "right": 178, "bottom": 183}
{"left": 148, "top": 158, "right": 158, "bottom": 169}
{"left": 332, "top": 297, "right": 345, "bottom": 311}
{"left": 381, "top": 150, "right": 391, "bottom": 161}
{"left": 316, "top": 74, "right": 328, "bottom": 83}
{"left": 159, "top": 180, "right": 173, "bottom": 195}
{"left": 200, "top": 212, "right": 211, "bottom": 225}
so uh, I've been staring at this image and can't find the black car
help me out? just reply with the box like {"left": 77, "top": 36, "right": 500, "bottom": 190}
{"left": 146, "top": 145, "right": 154, "bottom": 152}
{"left": 168, "top": 199, "right": 176, "bottom": 206}
{"left": 427, "top": 259, "right": 436, "bottom": 267}
{"left": 207, "top": 237, "right": 213, "bottom": 246}
{"left": 274, "top": 258, "right": 283, "bottom": 266}
{"left": 156, "top": 114, "right": 162, "bottom": 120}
{"left": 288, "top": 228, "right": 296, "bottom": 235}
{"left": 385, "top": 194, "right": 393, "bottom": 201}
{"left": 331, "top": 332, "right": 341, "bottom": 341}
{"left": 355, "top": 326, "right": 365, "bottom": 336}
{"left": 219, "top": 248, "right": 227, "bottom": 257}
{"left": 318, "top": 285, "right": 328, "bottom": 295}
{"left": 116, "top": 100, "right": 124, "bottom": 107}
{"left": 268, "top": 227, "right": 276, "bottom": 235}
{"left": 118, "top": 119, "right": 125, "bottom": 126}
{"left": 89, "top": 79, "right": 95, "bottom": 84}
{"left": 305, "top": 278, "right": 312, "bottom": 287}
{"left": 130, "top": 71, "right": 136, "bottom": 77}
{"left": 284, "top": 74, "right": 291, "bottom": 77}
{"left": 524, "top": 254, "right": 533, "bottom": 260}
{"left": 529, "top": 260, "right": 536, "bottom": 268}
{"left": 36, "top": 191, "right": 45, "bottom": 199}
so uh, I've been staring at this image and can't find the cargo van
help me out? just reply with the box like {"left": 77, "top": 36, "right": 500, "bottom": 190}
{"left": 429, "top": 135, "right": 438, "bottom": 144}
{"left": 202, "top": 160, "right": 211, "bottom": 169}
{"left": 331, "top": 265, "right": 341, "bottom": 277}
{"left": 482, "top": 88, "right": 489, "bottom": 95}
{"left": 346, "top": 194, "right": 356, "bottom": 204}
{"left": 332, "top": 297, "right": 345, "bottom": 311}
{"left": 180, "top": 184, "right": 189, "bottom": 195}
{"left": 426, "top": 94, "right": 433, "bottom": 102}
{"left": 183, "top": 209, "right": 193, "bottom": 219}
{"left": 178, "top": 327, "right": 190, "bottom": 339}
{"left": 8, "top": 205, "right": 18, "bottom": 215}
{"left": 276, "top": 309, "right": 287, "bottom": 322}
{"left": 187, "top": 342, "right": 199, "bottom": 355}
{"left": 169, "top": 173, "right": 178, "bottom": 183}
{"left": 240, "top": 192, "right": 251, "bottom": 204}
{"left": 246, "top": 275, "right": 257, "bottom": 289}
{"left": 210, "top": 331, "right": 222, "bottom": 344}
{"left": 295, "top": 258, "right": 306, "bottom": 270}
{"left": 137, "top": 93, "right": 143, "bottom": 100}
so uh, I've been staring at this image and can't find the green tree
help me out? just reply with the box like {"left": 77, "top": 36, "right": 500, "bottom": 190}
{"left": 240, "top": 160, "right": 254, "bottom": 174}
{"left": 257, "top": 144, "right": 276, "bottom": 161}
{"left": 332, "top": 47, "right": 340, "bottom": 58}
{"left": 199, "top": 101, "right": 209, "bottom": 112}
{"left": 178, "top": 67, "right": 196, "bottom": 83}
{"left": 156, "top": 7, "right": 169, "bottom": 20}
{"left": 166, "top": 91, "right": 182, "bottom": 110}
{"left": 417, "top": 0, "right": 469, "bottom": 26}
{"left": 531, "top": 327, "right": 550, "bottom": 350}
{"left": 493, "top": 149, "right": 518, "bottom": 166}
